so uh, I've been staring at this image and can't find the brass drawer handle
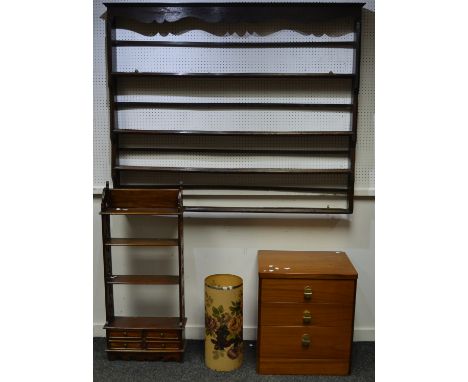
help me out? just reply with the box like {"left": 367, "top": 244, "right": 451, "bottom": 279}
{"left": 123, "top": 331, "right": 128, "bottom": 336}
{"left": 124, "top": 343, "right": 128, "bottom": 348}
{"left": 301, "top": 334, "right": 310, "bottom": 347}
{"left": 161, "top": 343, "right": 166, "bottom": 348}
{"left": 303, "top": 310, "right": 311, "bottom": 324}
{"left": 160, "top": 332, "right": 165, "bottom": 338}
{"left": 304, "top": 286, "right": 312, "bottom": 300}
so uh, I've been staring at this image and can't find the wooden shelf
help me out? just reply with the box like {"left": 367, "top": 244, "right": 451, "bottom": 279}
{"left": 112, "top": 40, "right": 355, "bottom": 48}
{"left": 114, "top": 101, "right": 353, "bottom": 111}
{"left": 119, "top": 147, "right": 350, "bottom": 155}
{"left": 104, "top": 316, "right": 187, "bottom": 330}
{"left": 101, "top": 207, "right": 180, "bottom": 216}
{"left": 111, "top": 72, "right": 355, "bottom": 79}
{"left": 184, "top": 206, "right": 350, "bottom": 214}
{"left": 107, "top": 275, "right": 180, "bottom": 285}
{"left": 113, "top": 129, "right": 353, "bottom": 136}
{"left": 105, "top": 238, "right": 178, "bottom": 247}
{"left": 120, "top": 185, "right": 349, "bottom": 194}
{"left": 115, "top": 165, "right": 351, "bottom": 174}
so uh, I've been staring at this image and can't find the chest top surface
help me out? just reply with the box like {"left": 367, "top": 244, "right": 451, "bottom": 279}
{"left": 258, "top": 250, "right": 358, "bottom": 280}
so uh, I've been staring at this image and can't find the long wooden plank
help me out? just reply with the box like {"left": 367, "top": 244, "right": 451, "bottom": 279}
{"left": 104, "top": 316, "right": 187, "bottom": 330}
{"left": 105, "top": 238, "right": 178, "bottom": 246}
{"left": 115, "top": 166, "right": 351, "bottom": 174}
{"left": 107, "top": 275, "right": 180, "bottom": 285}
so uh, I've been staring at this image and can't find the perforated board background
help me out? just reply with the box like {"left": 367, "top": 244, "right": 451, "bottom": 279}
{"left": 93, "top": 0, "right": 375, "bottom": 195}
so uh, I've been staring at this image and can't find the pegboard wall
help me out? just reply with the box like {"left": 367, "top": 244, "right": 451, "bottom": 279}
{"left": 93, "top": 0, "right": 375, "bottom": 196}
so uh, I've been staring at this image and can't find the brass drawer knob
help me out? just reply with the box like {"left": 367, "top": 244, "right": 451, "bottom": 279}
{"left": 160, "top": 332, "right": 165, "bottom": 338}
{"left": 304, "top": 286, "right": 312, "bottom": 300}
{"left": 124, "top": 343, "right": 128, "bottom": 348}
{"left": 123, "top": 331, "right": 127, "bottom": 336}
{"left": 161, "top": 343, "right": 166, "bottom": 348}
{"left": 301, "top": 334, "right": 310, "bottom": 347}
{"left": 303, "top": 310, "right": 312, "bottom": 324}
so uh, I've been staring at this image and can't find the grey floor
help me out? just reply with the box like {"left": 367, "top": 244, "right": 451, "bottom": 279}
{"left": 94, "top": 338, "right": 374, "bottom": 382}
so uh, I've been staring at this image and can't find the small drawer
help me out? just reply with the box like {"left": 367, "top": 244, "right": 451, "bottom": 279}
{"left": 145, "top": 330, "right": 180, "bottom": 340}
{"left": 108, "top": 329, "right": 142, "bottom": 339}
{"left": 261, "top": 279, "right": 355, "bottom": 304}
{"left": 108, "top": 340, "right": 142, "bottom": 350}
{"left": 260, "top": 302, "right": 353, "bottom": 327}
{"left": 146, "top": 341, "right": 181, "bottom": 350}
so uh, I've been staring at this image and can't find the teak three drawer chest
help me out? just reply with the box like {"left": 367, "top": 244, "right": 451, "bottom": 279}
{"left": 257, "top": 250, "right": 358, "bottom": 375}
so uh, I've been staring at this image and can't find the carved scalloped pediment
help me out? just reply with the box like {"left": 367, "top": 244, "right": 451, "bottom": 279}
{"left": 104, "top": 3, "right": 365, "bottom": 25}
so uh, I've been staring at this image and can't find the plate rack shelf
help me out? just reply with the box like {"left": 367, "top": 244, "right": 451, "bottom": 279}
{"left": 103, "top": 2, "right": 365, "bottom": 214}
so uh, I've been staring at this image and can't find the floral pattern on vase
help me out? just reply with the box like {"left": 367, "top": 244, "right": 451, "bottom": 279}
{"left": 205, "top": 275, "right": 243, "bottom": 371}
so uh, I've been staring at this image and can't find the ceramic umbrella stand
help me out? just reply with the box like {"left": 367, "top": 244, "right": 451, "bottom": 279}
{"left": 204, "top": 274, "right": 243, "bottom": 371}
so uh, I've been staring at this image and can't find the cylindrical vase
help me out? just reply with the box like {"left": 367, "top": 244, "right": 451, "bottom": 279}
{"left": 204, "top": 274, "right": 243, "bottom": 371}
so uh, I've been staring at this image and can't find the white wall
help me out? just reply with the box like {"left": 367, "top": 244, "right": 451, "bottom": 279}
{"left": 93, "top": 196, "right": 375, "bottom": 341}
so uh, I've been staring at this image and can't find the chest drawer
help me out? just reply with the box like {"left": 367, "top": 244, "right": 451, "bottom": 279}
{"left": 259, "top": 326, "right": 351, "bottom": 359}
{"left": 145, "top": 329, "right": 180, "bottom": 340}
{"left": 146, "top": 341, "right": 182, "bottom": 350}
{"left": 260, "top": 302, "right": 353, "bottom": 327}
{"left": 261, "top": 279, "right": 355, "bottom": 304}
{"left": 108, "top": 340, "right": 143, "bottom": 350}
{"left": 107, "top": 329, "right": 142, "bottom": 339}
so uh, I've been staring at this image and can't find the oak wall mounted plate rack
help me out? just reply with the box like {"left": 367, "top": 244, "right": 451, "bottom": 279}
{"left": 103, "top": 2, "right": 365, "bottom": 214}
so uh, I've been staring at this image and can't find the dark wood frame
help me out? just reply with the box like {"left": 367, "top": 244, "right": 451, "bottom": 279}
{"left": 100, "top": 183, "right": 186, "bottom": 361}
{"left": 103, "top": 2, "right": 365, "bottom": 214}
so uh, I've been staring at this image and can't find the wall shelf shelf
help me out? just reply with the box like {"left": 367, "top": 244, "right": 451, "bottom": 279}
{"left": 104, "top": 1, "right": 364, "bottom": 214}
{"left": 100, "top": 186, "right": 186, "bottom": 361}
{"left": 104, "top": 238, "right": 179, "bottom": 246}
{"left": 107, "top": 275, "right": 180, "bottom": 285}
{"left": 111, "top": 72, "right": 356, "bottom": 79}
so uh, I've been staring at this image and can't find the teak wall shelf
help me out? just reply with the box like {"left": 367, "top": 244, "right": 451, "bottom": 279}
{"left": 104, "top": 2, "right": 365, "bottom": 214}
{"left": 100, "top": 185, "right": 186, "bottom": 361}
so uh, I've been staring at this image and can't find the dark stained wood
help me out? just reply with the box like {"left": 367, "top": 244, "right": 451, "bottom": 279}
{"left": 104, "top": 3, "right": 365, "bottom": 25}
{"left": 105, "top": 316, "right": 187, "bottom": 330}
{"left": 120, "top": 147, "right": 350, "bottom": 155}
{"left": 108, "top": 329, "right": 143, "bottom": 338}
{"left": 348, "top": 16, "right": 362, "bottom": 214}
{"left": 101, "top": 187, "right": 186, "bottom": 361}
{"left": 177, "top": 188, "right": 185, "bottom": 326}
{"left": 108, "top": 341, "right": 143, "bottom": 350}
{"left": 146, "top": 341, "right": 181, "bottom": 350}
{"left": 184, "top": 206, "right": 350, "bottom": 214}
{"left": 111, "top": 72, "right": 355, "bottom": 79}
{"left": 114, "top": 129, "right": 354, "bottom": 137}
{"left": 257, "top": 250, "right": 358, "bottom": 375}
{"left": 258, "top": 250, "right": 358, "bottom": 279}
{"left": 146, "top": 330, "right": 181, "bottom": 340}
{"left": 105, "top": 238, "right": 179, "bottom": 246}
{"left": 108, "top": 188, "right": 179, "bottom": 208}
{"left": 106, "top": 15, "right": 119, "bottom": 187}
{"left": 118, "top": 185, "right": 349, "bottom": 194}
{"left": 104, "top": 2, "right": 363, "bottom": 211}
{"left": 115, "top": 101, "right": 353, "bottom": 111}
{"left": 101, "top": 185, "right": 114, "bottom": 323}
{"left": 115, "top": 165, "right": 351, "bottom": 174}
{"left": 107, "top": 275, "right": 180, "bottom": 285}
{"left": 101, "top": 207, "right": 180, "bottom": 215}
{"left": 113, "top": 40, "right": 355, "bottom": 48}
